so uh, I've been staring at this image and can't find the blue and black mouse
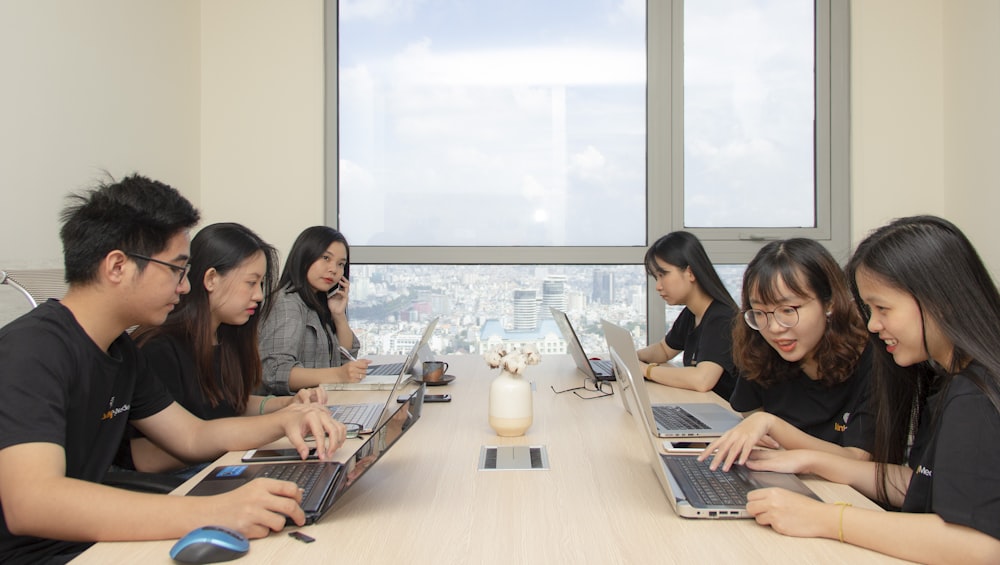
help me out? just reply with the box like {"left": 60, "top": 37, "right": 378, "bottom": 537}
{"left": 170, "top": 525, "right": 249, "bottom": 564}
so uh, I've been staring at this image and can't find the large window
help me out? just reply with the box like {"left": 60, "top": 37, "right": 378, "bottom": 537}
{"left": 326, "top": 0, "right": 848, "bottom": 353}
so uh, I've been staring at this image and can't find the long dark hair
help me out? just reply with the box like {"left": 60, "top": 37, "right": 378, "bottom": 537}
{"left": 274, "top": 226, "right": 351, "bottom": 331}
{"left": 644, "top": 231, "right": 738, "bottom": 311}
{"left": 846, "top": 215, "right": 1000, "bottom": 503}
{"left": 733, "top": 238, "right": 868, "bottom": 387}
{"left": 135, "top": 223, "right": 278, "bottom": 413}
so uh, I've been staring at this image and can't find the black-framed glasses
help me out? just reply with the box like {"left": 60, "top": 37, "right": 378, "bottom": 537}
{"left": 551, "top": 377, "right": 614, "bottom": 400}
{"left": 343, "top": 422, "right": 363, "bottom": 439}
{"left": 127, "top": 253, "right": 191, "bottom": 286}
{"left": 743, "top": 298, "right": 814, "bottom": 331}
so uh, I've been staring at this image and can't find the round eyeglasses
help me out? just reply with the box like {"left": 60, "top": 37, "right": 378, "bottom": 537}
{"left": 743, "top": 298, "right": 815, "bottom": 331}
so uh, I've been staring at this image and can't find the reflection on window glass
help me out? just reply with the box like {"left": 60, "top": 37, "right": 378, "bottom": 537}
{"left": 345, "top": 264, "right": 745, "bottom": 357}
{"left": 338, "top": 0, "right": 646, "bottom": 246}
{"left": 683, "top": 0, "right": 815, "bottom": 228}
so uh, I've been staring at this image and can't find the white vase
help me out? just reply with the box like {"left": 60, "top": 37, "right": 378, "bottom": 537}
{"left": 488, "top": 369, "right": 533, "bottom": 437}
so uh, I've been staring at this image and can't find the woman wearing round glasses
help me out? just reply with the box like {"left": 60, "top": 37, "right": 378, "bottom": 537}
{"left": 700, "top": 238, "right": 874, "bottom": 471}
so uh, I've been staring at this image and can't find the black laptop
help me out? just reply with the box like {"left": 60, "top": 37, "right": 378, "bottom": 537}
{"left": 186, "top": 386, "right": 425, "bottom": 525}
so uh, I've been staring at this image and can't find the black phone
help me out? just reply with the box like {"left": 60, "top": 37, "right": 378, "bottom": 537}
{"left": 398, "top": 393, "right": 450, "bottom": 403}
{"left": 242, "top": 447, "right": 318, "bottom": 462}
{"left": 663, "top": 441, "right": 710, "bottom": 454}
{"left": 327, "top": 283, "right": 342, "bottom": 297}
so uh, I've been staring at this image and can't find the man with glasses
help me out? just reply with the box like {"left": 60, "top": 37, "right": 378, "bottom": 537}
{"left": 0, "top": 174, "right": 347, "bottom": 565}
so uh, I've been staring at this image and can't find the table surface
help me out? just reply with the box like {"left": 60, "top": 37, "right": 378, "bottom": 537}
{"left": 73, "top": 354, "right": 909, "bottom": 564}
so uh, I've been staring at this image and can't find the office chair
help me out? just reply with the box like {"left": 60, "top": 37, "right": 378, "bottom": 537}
{"left": 1, "top": 268, "right": 184, "bottom": 494}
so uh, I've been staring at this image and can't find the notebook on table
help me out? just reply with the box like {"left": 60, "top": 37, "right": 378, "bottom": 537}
{"left": 550, "top": 307, "right": 614, "bottom": 381}
{"left": 186, "top": 386, "right": 425, "bottom": 525}
{"left": 601, "top": 319, "right": 741, "bottom": 438}
{"left": 325, "top": 318, "right": 439, "bottom": 391}
{"left": 609, "top": 347, "right": 819, "bottom": 518}
{"left": 326, "top": 318, "right": 438, "bottom": 432}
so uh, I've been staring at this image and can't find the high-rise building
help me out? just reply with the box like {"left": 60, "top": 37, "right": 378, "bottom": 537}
{"left": 513, "top": 289, "right": 538, "bottom": 331}
{"left": 592, "top": 270, "right": 614, "bottom": 305}
{"left": 541, "top": 275, "right": 567, "bottom": 318}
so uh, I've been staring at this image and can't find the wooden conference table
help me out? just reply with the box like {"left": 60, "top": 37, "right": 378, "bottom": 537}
{"left": 74, "top": 354, "right": 907, "bottom": 564}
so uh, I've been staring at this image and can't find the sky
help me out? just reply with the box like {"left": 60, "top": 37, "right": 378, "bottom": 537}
{"left": 336, "top": 0, "right": 814, "bottom": 246}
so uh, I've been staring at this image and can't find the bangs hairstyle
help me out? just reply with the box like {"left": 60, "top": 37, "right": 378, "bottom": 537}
{"left": 733, "top": 238, "right": 868, "bottom": 387}
{"left": 135, "top": 223, "right": 277, "bottom": 413}
{"left": 274, "top": 226, "right": 351, "bottom": 331}
{"left": 643, "top": 231, "right": 737, "bottom": 311}
{"left": 846, "top": 215, "right": 1000, "bottom": 501}
{"left": 59, "top": 173, "right": 199, "bottom": 284}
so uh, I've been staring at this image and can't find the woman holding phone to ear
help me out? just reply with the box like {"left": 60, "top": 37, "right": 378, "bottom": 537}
{"left": 259, "top": 226, "right": 370, "bottom": 394}
{"left": 737, "top": 216, "right": 1000, "bottom": 564}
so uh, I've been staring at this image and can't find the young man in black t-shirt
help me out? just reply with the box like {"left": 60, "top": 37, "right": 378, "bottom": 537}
{"left": 0, "top": 175, "right": 347, "bottom": 565}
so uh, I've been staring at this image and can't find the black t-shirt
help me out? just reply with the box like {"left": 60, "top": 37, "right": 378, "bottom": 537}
{"left": 0, "top": 300, "right": 173, "bottom": 564}
{"left": 902, "top": 367, "right": 1000, "bottom": 540}
{"left": 141, "top": 334, "right": 239, "bottom": 421}
{"left": 729, "top": 345, "right": 875, "bottom": 451}
{"left": 116, "top": 334, "right": 240, "bottom": 470}
{"left": 664, "top": 300, "right": 738, "bottom": 401}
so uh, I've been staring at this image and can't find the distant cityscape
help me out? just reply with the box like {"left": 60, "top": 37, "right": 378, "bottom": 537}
{"left": 347, "top": 264, "right": 747, "bottom": 359}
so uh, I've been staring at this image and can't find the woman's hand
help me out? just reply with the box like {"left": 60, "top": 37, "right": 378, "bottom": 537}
{"left": 326, "top": 276, "right": 350, "bottom": 315}
{"left": 334, "top": 360, "right": 370, "bottom": 383}
{"left": 698, "top": 412, "right": 781, "bottom": 471}
{"left": 292, "top": 386, "right": 328, "bottom": 405}
{"left": 746, "top": 487, "right": 839, "bottom": 539}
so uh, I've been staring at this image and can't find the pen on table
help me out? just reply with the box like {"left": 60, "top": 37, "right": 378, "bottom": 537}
{"left": 338, "top": 345, "right": 357, "bottom": 362}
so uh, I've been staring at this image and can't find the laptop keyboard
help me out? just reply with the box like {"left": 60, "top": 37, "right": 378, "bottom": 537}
{"left": 329, "top": 402, "right": 382, "bottom": 428}
{"left": 591, "top": 359, "right": 614, "bottom": 375}
{"left": 367, "top": 362, "right": 404, "bottom": 376}
{"left": 256, "top": 462, "right": 326, "bottom": 492}
{"left": 664, "top": 456, "right": 752, "bottom": 507}
{"left": 652, "top": 405, "right": 710, "bottom": 430}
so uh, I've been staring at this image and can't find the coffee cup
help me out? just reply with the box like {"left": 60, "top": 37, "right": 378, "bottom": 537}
{"left": 421, "top": 360, "right": 449, "bottom": 383}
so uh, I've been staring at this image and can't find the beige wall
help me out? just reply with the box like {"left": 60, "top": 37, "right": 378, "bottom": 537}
{"left": 2, "top": 0, "right": 998, "bottom": 273}
{"left": 0, "top": 0, "right": 201, "bottom": 268}
{"left": 199, "top": 0, "right": 325, "bottom": 258}
{"left": 850, "top": 0, "right": 1000, "bottom": 274}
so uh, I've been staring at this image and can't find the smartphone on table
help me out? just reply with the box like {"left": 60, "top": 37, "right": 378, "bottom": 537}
{"left": 662, "top": 441, "right": 711, "bottom": 454}
{"left": 242, "top": 447, "right": 318, "bottom": 462}
{"left": 398, "top": 393, "right": 451, "bottom": 403}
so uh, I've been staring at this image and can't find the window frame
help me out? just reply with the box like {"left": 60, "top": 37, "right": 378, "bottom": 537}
{"left": 323, "top": 0, "right": 849, "bottom": 343}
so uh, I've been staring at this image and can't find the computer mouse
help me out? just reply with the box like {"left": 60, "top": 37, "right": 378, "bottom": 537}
{"left": 170, "top": 525, "right": 249, "bottom": 564}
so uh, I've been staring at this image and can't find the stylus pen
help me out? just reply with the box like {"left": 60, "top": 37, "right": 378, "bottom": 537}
{"left": 338, "top": 345, "right": 357, "bottom": 362}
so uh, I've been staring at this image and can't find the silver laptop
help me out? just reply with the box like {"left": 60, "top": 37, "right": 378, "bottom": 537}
{"left": 601, "top": 319, "right": 741, "bottom": 438}
{"left": 328, "top": 318, "right": 439, "bottom": 433}
{"left": 550, "top": 307, "right": 614, "bottom": 381}
{"left": 609, "top": 347, "right": 819, "bottom": 518}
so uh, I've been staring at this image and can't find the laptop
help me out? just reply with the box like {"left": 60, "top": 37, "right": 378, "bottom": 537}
{"left": 326, "top": 318, "right": 439, "bottom": 433}
{"left": 186, "top": 386, "right": 425, "bottom": 525}
{"left": 609, "top": 347, "right": 819, "bottom": 518}
{"left": 327, "top": 318, "right": 439, "bottom": 390}
{"left": 601, "top": 319, "right": 741, "bottom": 438}
{"left": 550, "top": 307, "right": 614, "bottom": 381}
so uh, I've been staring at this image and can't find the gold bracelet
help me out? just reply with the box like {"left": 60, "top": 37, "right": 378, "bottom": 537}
{"left": 259, "top": 394, "right": 275, "bottom": 415}
{"left": 834, "top": 502, "right": 852, "bottom": 543}
{"left": 645, "top": 362, "right": 659, "bottom": 380}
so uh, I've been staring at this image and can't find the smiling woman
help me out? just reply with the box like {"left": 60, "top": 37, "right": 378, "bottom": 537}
{"left": 703, "top": 238, "right": 875, "bottom": 468}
